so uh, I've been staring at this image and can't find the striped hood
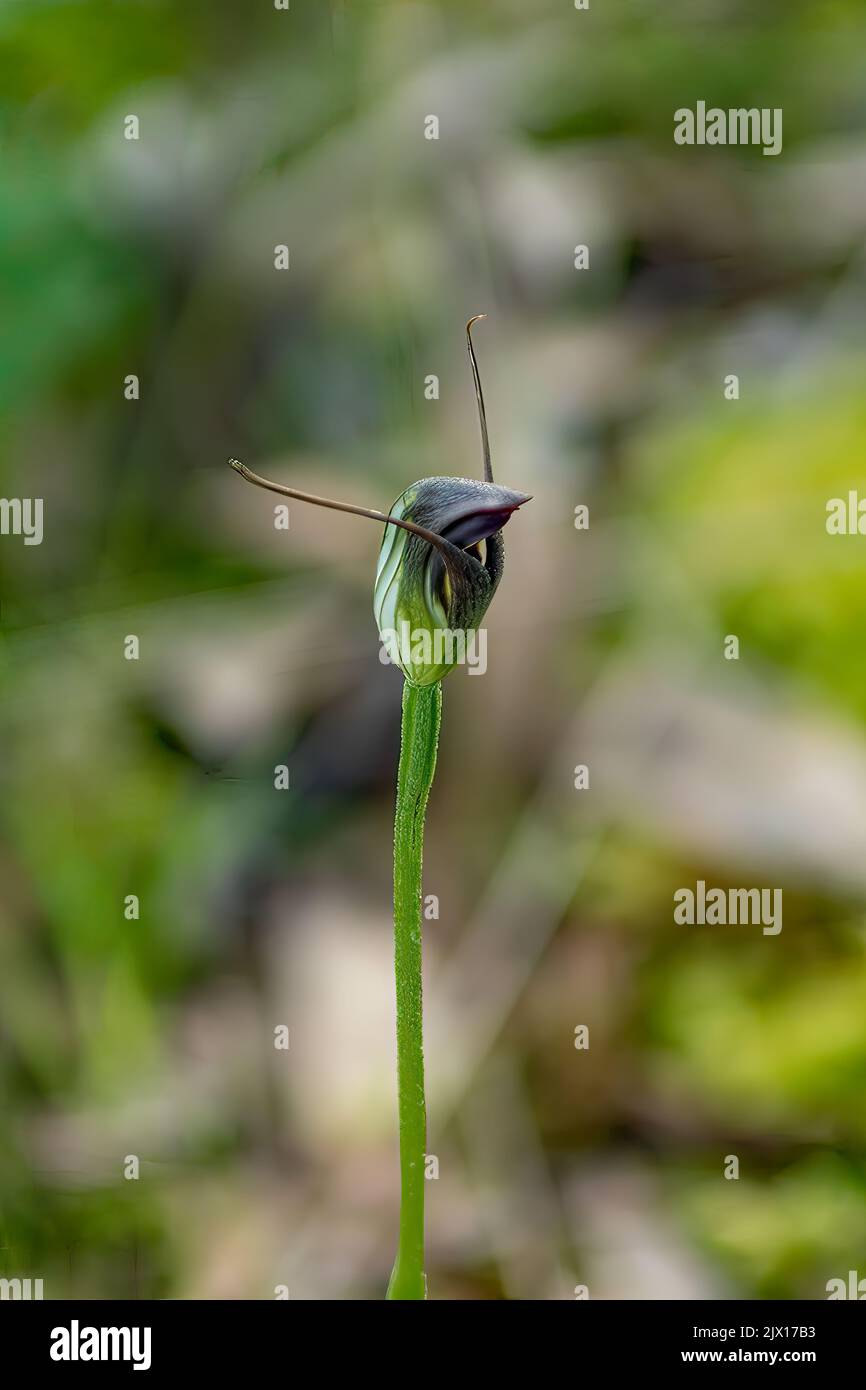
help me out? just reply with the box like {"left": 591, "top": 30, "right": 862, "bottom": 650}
{"left": 374, "top": 476, "right": 530, "bottom": 686}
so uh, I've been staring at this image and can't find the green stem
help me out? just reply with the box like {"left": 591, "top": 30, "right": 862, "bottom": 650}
{"left": 386, "top": 678, "right": 442, "bottom": 1300}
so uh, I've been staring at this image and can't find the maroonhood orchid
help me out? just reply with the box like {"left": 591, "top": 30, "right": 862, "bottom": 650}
{"left": 229, "top": 316, "right": 530, "bottom": 1297}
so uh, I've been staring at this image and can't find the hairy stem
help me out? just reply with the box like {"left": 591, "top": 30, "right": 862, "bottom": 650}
{"left": 386, "top": 679, "right": 442, "bottom": 1300}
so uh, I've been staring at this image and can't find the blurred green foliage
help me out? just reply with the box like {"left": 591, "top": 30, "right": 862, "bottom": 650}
{"left": 2, "top": 0, "right": 866, "bottom": 1299}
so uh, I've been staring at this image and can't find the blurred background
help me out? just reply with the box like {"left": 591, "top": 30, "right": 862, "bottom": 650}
{"left": 2, "top": 0, "right": 866, "bottom": 1300}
